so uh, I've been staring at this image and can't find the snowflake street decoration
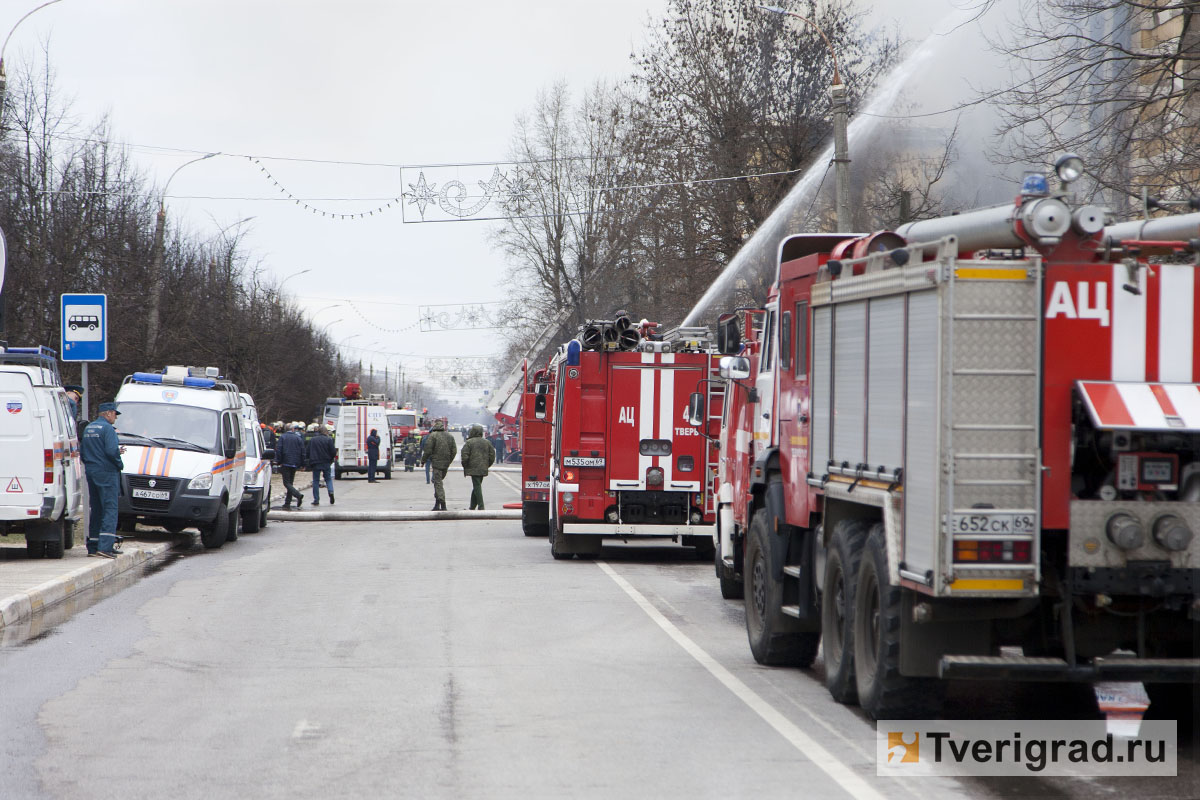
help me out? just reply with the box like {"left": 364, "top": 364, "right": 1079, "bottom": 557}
{"left": 401, "top": 163, "right": 544, "bottom": 222}
{"left": 419, "top": 303, "right": 507, "bottom": 331}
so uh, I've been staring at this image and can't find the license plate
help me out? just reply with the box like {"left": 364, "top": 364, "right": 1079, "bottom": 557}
{"left": 951, "top": 512, "right": 1035, "bottom": 534}
{"left": 563, "top": 457, "right": 604, "bottom": 467}
{"left": 132, "top": 489, "right": 170, "bottom": 500}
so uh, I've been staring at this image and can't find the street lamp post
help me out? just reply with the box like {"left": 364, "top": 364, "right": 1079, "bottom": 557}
{"left": 755, "top": 4, "right": 851, "bottom": 231}
{"left": 0, "top": 0, "right": 67, "bottom": 126}
{"left": 146, "top": 152, "right": 219, "bottom": 358}
{"left": 278, "top": 268, "right": 312, "bottom": 294}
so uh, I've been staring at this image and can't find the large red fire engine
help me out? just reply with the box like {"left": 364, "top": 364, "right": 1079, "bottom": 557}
{"left": 545, "top": 316, "right": 723, "bottom": 559}
{"left": 706, "top": 158, "right": 1200, "bottom": 720}
{"left": 520, "top": 360, "right": 556, "bottom": 537}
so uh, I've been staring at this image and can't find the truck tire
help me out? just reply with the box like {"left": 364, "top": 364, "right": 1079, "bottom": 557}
{"left": 63, "top": 519, "right": 75, "bottom": 550}
{"left": 744, "top": 512, "right": 819, "bottom": 667}
{"left": 334, "top": 465, "right": 343, "bottom": 480}
{"left": 384, "top": 465, "right": 392, "bottom": 480}
{"left": 200, "top": 502, "right": 228, "bottom": 549}
{"left": 822, "top": 518, "right": 868, "bottom": 704}
{"left": 241, "top": 505, "right": 261, "bottom": 533}
{"left": 549, "top": 502, "right": 572, "bottom": 560}
{"left": 853, "top": 523, "right": 944, "bottom": 719}
{"left": 522, "top": 501, "right": 548, "bottom": 538}
{"left": 43, "top": 518, "right": 66, "bottom": 559}
{"left": 225, "top": 507, "right": 239, "bottom": 542}
{"left": 25, "top": 538, "right": 45, "bottom": 558}
{"left": 260, "top": 489, "right": 270, "bottom": 528}
{"left": 715, "top": 507, "right": 743, "bottom": 599}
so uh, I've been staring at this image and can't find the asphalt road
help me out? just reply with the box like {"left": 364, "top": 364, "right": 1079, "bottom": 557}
{"left": 1, "top": 468, "right": 1197, "bottom": 799}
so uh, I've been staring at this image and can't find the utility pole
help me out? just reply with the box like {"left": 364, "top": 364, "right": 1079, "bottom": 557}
{"left": 831, "top": 82, "right": 852, "bottom": 231}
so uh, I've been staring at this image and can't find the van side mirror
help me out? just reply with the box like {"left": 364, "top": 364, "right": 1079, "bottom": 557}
{"left": 719, "top": 355, "right": 751, "bottom": 381}
{"left": 716, "top": 315, "right": 741, "bottom": 355}
{"left": 686, "top": 392, "right": 705, "bottom": 427}
{"left": 534, "top": 394, "right": 547, "bottom": 420}
{"left": 262, "top": 448, "right": 275, "bottom": 460}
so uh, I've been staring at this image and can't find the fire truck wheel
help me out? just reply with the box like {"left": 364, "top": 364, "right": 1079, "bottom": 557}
{"left": 200, "top": 502, "right": 229, "bottom": 549}
{"left": 716, "top": 543, "right": 743, "bottom": 600}
{"left": 822, "top": 519, "right": 868, "bottom": 705}
{"left": 522, "top": 502, "right": 549, "bottom": 537}
{"left": 853, "top": 523, "right": 944, "bottom": 719}
{"left": 550, "top": 529, "right": 573, "bottom": 560}
{"left": 745, "top": 512, "right": 819, "bottom": 667}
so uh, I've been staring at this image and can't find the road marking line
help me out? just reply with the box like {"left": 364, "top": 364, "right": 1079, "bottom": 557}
{"left": 492, "top": 470, "right": 520, "bottom": 493}
{"left": 598, "top": 561, "right": 886, "bottom": 800}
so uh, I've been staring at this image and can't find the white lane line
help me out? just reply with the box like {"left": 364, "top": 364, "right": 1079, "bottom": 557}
{"left": 491, "top": 470, "right": 520, "bottom": 494}
{"left": 597, "top": 561, "right": 886, "bottom": 800}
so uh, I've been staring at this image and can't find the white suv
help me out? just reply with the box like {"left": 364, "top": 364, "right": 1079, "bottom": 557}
{"left": 0, "top": 346, "right": 84, "bottom": 558}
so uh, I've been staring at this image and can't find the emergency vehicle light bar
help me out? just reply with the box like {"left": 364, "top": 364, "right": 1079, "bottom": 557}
{"left": 131, "top": 371, "right": 217, "bottom": 389}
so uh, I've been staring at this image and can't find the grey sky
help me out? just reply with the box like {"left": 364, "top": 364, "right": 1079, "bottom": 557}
{"left": 5, "top": 0, "right": 988, "bottom": 402}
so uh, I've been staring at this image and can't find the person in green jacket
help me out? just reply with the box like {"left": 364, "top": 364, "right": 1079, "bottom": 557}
{"left": 421, "top": 419, "right": 458, "bottom": 511}
{"left": 459, "top": 424, "right": 496, "bottom": 510}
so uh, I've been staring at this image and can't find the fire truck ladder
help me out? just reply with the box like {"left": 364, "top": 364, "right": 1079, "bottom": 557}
{"left": 703, "top": 365, "right": 726, "bottom": 517}
{"left": 340, "top": 403, "right": 362, "bottom": 465}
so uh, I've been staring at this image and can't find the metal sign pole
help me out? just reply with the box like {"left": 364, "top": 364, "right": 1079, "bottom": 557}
{"left": 81, "top": 362, "right": 88, "bottom": 420}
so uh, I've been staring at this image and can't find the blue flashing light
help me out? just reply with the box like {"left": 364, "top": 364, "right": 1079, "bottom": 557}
{"left": 132, "top": 372, "right": 164, "bottom": 384}
{"left": 1021, "top": 172, "right": 1050, "bottom": 197}
{"left": 182, "top": 376, "right": 216, "bottom": 388}
{"left": 566, "top": 339, "right": 582, "bottom": 367}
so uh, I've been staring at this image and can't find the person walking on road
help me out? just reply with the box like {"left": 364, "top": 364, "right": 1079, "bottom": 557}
{"left": 276, "top": 422, "right": 306, "bottom": 509}
{"left": 307, "top": 424, "right": 337, "bottom": 505}
{"left": 421, "top": 419, "right": 457, "bottom": 511}
{"left": 366, "top": 428, "right": 381, "bottom": 483}
{"left": 459, "top": 424, "right": 496, "bottom": 510}
{"left": 418, "top": 433, "right": 431, "bottom": 484}
{"left": 80, "top": 402, "right": 124, "bottom": 557}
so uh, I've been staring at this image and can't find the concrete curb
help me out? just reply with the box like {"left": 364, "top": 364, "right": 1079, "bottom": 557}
{"left": 270, "top": 510, "right": 522, "bottom": 522}
{"left": 0, "top": 540, "right": 177, "bottom": 632}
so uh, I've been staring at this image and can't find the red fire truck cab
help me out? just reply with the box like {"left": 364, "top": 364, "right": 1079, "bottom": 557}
{"left": 520, "top": 362, "right": 556, "bottom": 537}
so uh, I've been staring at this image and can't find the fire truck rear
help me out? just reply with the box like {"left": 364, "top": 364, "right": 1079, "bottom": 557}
{"left": 520, "top": 360, "right": 556, "bottom": 537}
{"left": 713, "top": 157, "right": 1200, "bottom": 720}
{"left": 547, "top": 317, "right": 722, "bottom": 559}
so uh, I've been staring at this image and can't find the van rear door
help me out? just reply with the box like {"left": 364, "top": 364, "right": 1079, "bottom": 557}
{"left": 0, "top": 372, "right": 44, "bottom": 517}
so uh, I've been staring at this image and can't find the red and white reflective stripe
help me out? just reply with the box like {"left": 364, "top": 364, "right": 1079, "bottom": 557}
{"left": 657, "top": 353, "right": 674, "bottom": 487}
{"left": 1158, "top": 264, "right": 1195, "bottom": 382}
{"left": 1078, "top": 380, "right": 1200, "bottom": 430}
{"left": 1109, "top": 263, "right": 1196, "bottom": 382}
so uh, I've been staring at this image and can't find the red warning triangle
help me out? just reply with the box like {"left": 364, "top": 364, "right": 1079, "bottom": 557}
{"left": 6, "top": 477, "right": 23, "bottom": 493}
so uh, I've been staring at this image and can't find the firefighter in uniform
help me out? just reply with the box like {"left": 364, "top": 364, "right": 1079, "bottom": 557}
{"left": 80, "top": 401, "right": 124, "bottom": 557}
{"left": 422, "top": 420, "right": 457, "bottom": 511}
{"left": 459, "top": 424, "right": 496, "bottom": 510}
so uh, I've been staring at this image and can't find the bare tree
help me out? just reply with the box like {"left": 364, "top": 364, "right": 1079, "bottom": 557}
{"left": 981, "top": 0, "right": 1199, "bottom": 210}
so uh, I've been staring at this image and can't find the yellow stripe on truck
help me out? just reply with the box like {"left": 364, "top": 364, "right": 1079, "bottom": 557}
{"left": 949, "top": 578, "right": 1026, "bottom": 592}
{"left": 954, "top": 267, "right": 1029, "bottom": 281}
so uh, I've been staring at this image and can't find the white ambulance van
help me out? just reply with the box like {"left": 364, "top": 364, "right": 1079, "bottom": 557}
{"left": 0, "top": 346, "right": 83, "bottom": 558}
{"left": 237, "top": 392, "right": 273, "bottom": 532}
{"left": 333, "top": 400, "right": 392, "bottom": 479}
{"left": 113, "top": 366, "right": 245, "bottom": 549}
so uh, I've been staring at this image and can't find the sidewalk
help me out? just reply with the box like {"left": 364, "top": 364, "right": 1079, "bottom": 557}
{"left": 0, "top": 464, "right": 522, "bottom": 635}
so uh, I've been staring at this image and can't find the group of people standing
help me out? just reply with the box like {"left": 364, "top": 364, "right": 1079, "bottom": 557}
{"left": 274, "top": 422, "right": 337, "bottom": 509}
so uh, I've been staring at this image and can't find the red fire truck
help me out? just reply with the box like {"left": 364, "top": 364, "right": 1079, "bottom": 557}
{"left": 546, "top": 317, "right": 723, "bottom": 559}
{"left": 707, "top": 158, "right": 1200, "bottom": 720}
{"left": 520, "top": 360, "right": 556, "bottom": 537}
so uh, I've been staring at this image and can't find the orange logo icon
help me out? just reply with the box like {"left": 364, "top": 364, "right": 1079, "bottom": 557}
{"left": 887, "top": 732, "right": 920, "bottom": 763}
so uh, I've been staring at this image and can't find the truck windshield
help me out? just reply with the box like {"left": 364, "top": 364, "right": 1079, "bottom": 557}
{"left": 114, "top": 402, "right": 220, "bottom": 453}
{"left": 389, "top": 412, "right": 417, "bottom": 427}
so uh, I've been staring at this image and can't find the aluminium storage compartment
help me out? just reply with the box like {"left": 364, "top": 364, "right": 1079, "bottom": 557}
{"left": 809, "top": 237, "right": 1043, "bottom": 597}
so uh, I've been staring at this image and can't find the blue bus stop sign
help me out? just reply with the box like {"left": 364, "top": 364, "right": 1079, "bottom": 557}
{"left": 61, "top": 293, "right": 107, "bottom": 362}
